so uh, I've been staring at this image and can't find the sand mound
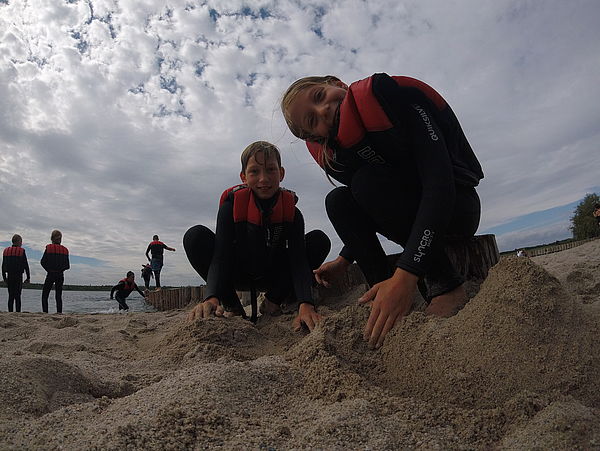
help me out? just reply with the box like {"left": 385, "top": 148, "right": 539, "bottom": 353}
{"left": 380, "top": 257, "right": 600, "bottom": 409}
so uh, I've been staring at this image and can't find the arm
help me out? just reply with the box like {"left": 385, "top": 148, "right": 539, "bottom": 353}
{"left": 40, "top": 249, "right": 48, "bottom": 271}
{"left": 145, "top": 245, "right": 151, "bottom": 262}
{"left": 64, "top": 251, "right": 70, "bottom": 271}
{"left": 165, "top": 245, "right": 176, "bottom": 252}
{"left": 23, "top": 252, "right": 30, "bottom": 282}
{"left": 288, "top": 209, "right": 322, "bottom": 332}
{"left": 110, "top": 283, "right": 121, "bottom": 299}
{"left": 135, "top": 283, "right": 146, "bottom": 297}
{"left": 1, "top": 256, "right": 6, "bottom": 282}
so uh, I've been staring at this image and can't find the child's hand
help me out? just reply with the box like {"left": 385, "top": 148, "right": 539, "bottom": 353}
{"left": 292, "top": 302, "right": 322, "bottom": 332}
{"left": 187, "top": 297, "right": 224, "bottom": 321}
{"left": 313, "top": 256, "right": 351, "bottom": 287}
{"left": 359, "top": 268, "right": 418, "bottom": 349}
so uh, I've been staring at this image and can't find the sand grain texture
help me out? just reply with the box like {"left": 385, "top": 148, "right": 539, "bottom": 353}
{"left": 1, "top": 240, "right": 600, "bottom": 449}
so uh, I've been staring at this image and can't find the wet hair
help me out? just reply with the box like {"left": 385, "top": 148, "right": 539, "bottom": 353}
{"left": 126, "top": 271, "right": 134, "bottom": 277}
{"left": 51, "top": 229, "right": 62, "bottom": 244}
{"left": 153, "top": 235, "right": 159, "bottom": 240}
{"left": 240, "top": 141, "right": 282, "bottom": 173}
{"left": 11, "top": 234, "right": 22, "bottom": 245}
{"left": 595, "top": 203, "right": 600, "bottom": 209}
{"left": 280, "top": 75, "right": 345, "bottom": 183}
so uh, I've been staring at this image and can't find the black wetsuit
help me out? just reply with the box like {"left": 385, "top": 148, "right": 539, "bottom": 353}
{"left": 110, "top": 279, "right": 145, "bottom": 310}
{"left": 141, "top": 266, "right": 153, "bottom": 289}
{"left": 306, "top": 73, "right": 483, "bottom": 300}
{"left": 2, "top": 246, "right": 30, "bottom": 312}
{"left": 40, "top": 243, "right": 70, "bottom": 313}
{"left": 146, "top": 241, "right": 168, "bottom": 287}
{"left": 183, "top": 186, "right": 330, "bottom": 313}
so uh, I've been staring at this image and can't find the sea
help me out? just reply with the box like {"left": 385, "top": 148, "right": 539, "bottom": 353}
{"left": 0, "top": 288, "right": 156, "bottom": 314}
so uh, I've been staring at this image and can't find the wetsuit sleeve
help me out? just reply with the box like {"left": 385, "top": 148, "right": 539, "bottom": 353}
{"left": 40, "top": 249, "right": 48, "bottom": 272}
{"left": 110, "top": 282, "right": 123, "bottom": 298}
{"left": 145, "top": 245, "right": 151, "bottom": 261}
{"left": 373, "top": 74, "right": 455, "bottom": 276}
{"left": 23, "top": 251, "right": 30, "bottom": 279}
{"left": 135, "top": 283, "right": 145, "bottom": 297}
{"left": 1, "top": 255, "right": 6, "bottom": 281}
{"left": 288, "top": 208, "right": 314, "bottom": 305}
{"left": 204, "top": 200, "right": 236, "bottom": 303}
{"left": 64, "top": 251, "right": 70, "bottom": 272}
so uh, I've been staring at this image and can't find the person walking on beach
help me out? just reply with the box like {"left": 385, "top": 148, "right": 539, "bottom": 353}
{"left": 145, "top": 235, "right": 175, "bottom": 291}
{"left": 41, "top": 230, "right": 70, "bottom": 313}
{"left": 110, "top": 271, "right": 148, "bottom": 311}
{"left": 2, "top": 234, "right": 30, "bottom": 312}
{"left": 141, "top": 263, "right": 153, "bottom": 290}
{"left": 280, "top": 72, "right": 483, "bottom": 348}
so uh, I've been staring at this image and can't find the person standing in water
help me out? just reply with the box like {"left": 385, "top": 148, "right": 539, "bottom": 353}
{"left": 41, "top": 229, "right": 70, "bottom": 313}
{"left": 2, "top": 234, "right": 30, "bottom": 312}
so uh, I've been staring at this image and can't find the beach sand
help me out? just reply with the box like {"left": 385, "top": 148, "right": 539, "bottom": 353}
{"left": 1, "top": 240, "right": 599, "bottom": 449}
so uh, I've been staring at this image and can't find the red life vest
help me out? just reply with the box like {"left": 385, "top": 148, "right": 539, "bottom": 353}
{"left": 149, "top": 240, "right": 164, "bottom": 246}
{"left": 306, "top": 73, "right": 483, "bottom": 188}
{"left": 219, "top": 184, "right": 296, "bottom": 226}
{"left": 3, "top": 246, "right": 25, "bottom": 257}
{"left": 119, "top": 278, "right": 136, "bottom": 294}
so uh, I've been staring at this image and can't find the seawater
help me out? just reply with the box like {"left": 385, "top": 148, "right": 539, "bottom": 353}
{"left": 0, "top": 288, "right": 156, "bottom": 314}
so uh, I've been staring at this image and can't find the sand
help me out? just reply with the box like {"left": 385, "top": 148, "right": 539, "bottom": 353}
{"left": 1, "top": 240, "right": 599, "bottom": 449}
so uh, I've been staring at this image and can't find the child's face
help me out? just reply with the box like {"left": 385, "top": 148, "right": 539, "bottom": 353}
{"left": 287, "top": 82, "right": 347, "bottom": 140}
{"left": 240, "top": 151, "right": 285, "bottom": 200}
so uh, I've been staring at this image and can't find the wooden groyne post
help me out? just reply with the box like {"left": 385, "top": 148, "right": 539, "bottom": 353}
{"left": 146, "top": 286, "right": 205, "bottom": 311}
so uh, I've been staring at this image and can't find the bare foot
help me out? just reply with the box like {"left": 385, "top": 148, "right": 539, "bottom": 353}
{"left": 259, "top": 297, "right": 282, "bottom": 316}
{"left": 425, "top": 284, "right": 468, "bottom": 317}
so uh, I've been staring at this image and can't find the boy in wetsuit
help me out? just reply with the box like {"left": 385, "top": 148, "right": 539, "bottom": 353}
{"left": 41, "top": 230, "right": 70, "bottom": 313}
{"left": 141, "top": 263, "right": 153, "bottom": 290}
{"left": 2, "top": 234, "right": 30, "bottom": 312}
{"left": 145, "top": 235, "right": 175, "bottom": 290}
{"left": 110, "top": 271, "right": 148, "bottom": 311}
{"left": 183, "top": 141, "right": 330, "bottom": 331}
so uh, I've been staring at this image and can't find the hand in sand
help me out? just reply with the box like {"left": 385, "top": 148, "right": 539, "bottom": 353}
{"left": 313, "top": 255, "right": 351, "bottom": 287}
{"left": 187, "top": 297, "right": 224, "bottom": 321}
{"left": 359, "top": 268, "right": 418, "bottom": 349}
{"left": 292, "top": 302, "right": 322, "bottom": 332}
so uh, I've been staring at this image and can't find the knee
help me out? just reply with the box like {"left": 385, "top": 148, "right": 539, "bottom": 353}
{"left": 325, "top": 186, "right": 353, "bottom": 218}
{"left": 183, "top": 225, "right": 212, "bottom": 251}
{"left": 306, "top": 229, "right": 331, "bottom": 253}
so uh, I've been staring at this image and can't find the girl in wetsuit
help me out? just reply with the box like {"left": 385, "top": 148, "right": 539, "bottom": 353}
{"left": 281, "top": 73, "right": 484, "bottom": 348}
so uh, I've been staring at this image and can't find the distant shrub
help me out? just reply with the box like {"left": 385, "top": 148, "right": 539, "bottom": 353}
{"left": 570, "top": 193, "right": 600, "bottom": 240}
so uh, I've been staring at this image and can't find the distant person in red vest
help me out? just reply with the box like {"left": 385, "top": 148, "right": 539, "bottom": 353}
{"left": 145, "top": 235, "right": 175, "bottom": 290}
{"left": 141, "top": 263, "right": 153, "bottom": 290}
{"left": 183, "top": 141, "right": 330, "bottom": 330}
{"left": 2, "top": 234, "right": 30, "bottom": 312}
{"left": 110, "top": 271, "right": 148, "bottom": 311}
{"left": 41, "top": 229, "right": 70, "bottom": 313}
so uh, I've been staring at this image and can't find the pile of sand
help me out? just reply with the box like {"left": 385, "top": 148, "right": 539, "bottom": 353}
{"left": 1, "top": 240, "right": 599, "bottom": 449}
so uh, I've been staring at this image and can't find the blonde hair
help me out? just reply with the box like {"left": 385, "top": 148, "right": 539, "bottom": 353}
{"left": 240, "top": 141, "right": 282, "bottom": 173}
{"left": 51, "top": 229, "right": 62, "bottom": 244}
{"left": 11, "top": 234, "right": 22, "bottom": 246}
{"left": 280, "top": 75, "right": 345, "bottom": 183}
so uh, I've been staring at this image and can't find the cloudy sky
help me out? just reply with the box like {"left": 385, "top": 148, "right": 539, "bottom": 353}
{"left": 1, "top": 0, "right": 599, "bottom": 286}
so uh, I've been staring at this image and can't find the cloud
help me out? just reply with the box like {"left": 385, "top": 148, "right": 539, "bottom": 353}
{"left": 0, "top": 0, "right": 599, "bottom": 285}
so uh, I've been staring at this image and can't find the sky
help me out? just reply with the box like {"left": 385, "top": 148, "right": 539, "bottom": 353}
{"left": 1, "top": 0, "right": 599, "bottom": 286}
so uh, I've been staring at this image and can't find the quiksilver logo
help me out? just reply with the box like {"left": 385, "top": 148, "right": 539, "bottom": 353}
{"left": 357, "top": 146, "right": 386, "bottom": 164}
{"left": 412, "top": 104, "right": 439, "bottom": 141}
{"left": 413, "top": 229, "right": 434, "bottom": 262}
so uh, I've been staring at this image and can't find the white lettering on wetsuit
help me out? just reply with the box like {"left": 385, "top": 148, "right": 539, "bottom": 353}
{"left": 412, "top": 104, "right": 439, "bottom": 141}
{"left": 413, "top": 229, "right": 434, "bottom": 262}
{"left": 357, "top": 146, "right": 386, "bottom": 164}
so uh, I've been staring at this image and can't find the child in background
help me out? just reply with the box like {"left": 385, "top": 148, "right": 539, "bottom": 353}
{"left": 184, "top": 141, "right": 330, "bottom": 331}
{"left": 41, "top": 229, "right": 70, "bottom": 313}
{"left": 281, "top": 73, "right": 483, "bottom": 348}
{"left": 110, "top": 271, "right": 148, "bottom": 311}
{"left": 2, "top": 234, "right": 30, "bottom": 312}
{"left": 141, "top": 263, "right": 153, "bottom": 290}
